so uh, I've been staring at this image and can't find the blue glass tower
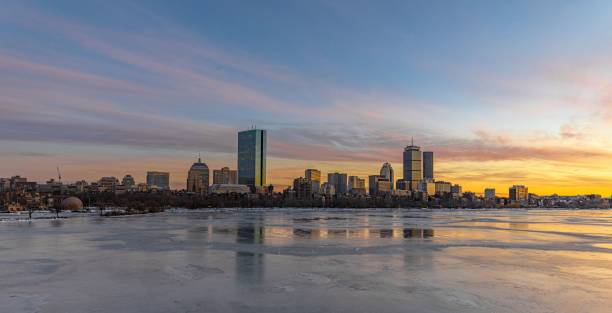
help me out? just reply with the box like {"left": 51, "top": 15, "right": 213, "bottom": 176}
{"left": 238, "top": 129, "right": 267, "bottom": 187}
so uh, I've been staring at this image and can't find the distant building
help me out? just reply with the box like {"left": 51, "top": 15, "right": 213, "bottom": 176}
{"left": 238, "top": 129, "right": 267, "bottom": 187}
{"left": 379, "top": 163, "right": 394, "bottom": 190}
{"left": 187, "top": 157, "right": 210, "bottom": 194}
{"left": 348, "top": 176, "right": 366, "bottom": 195}
{"left": 122, "top": 175, "right": 135, "bottom": 188}
{"left": 403, "top": 141, "right": 422, "bottom": 191}
{"left": 451, "top": 184, "right": 462, "bottom": 195}
{"left": 434, "top": 181, "right": 452, "bottom": 195}
{"left": 368, "top": 175, "right": 381, "bottom": 195}
{"left": 305, "top": 169, "right": 321, "bottom": 194}
{"left": 147, "top": 171, "right": 170, "bottom": 190}
{"left": 423, "top": 151, "right": 434, "bottom": 180}
{"left": 213, "top": 167, "right": 237, "bottom": 185}
{"left": 418, "top": 180, "right": 436, "bottom": 195}
{"left": 293, "top": 177, "right": 312, "bottom": 199}
{"left": 328, "top": 172, "right": 348, "bottom": 195}
{"left": 485, "top": 188, "right": 496, "bottom": 200}
{"left": 509, "top": 185, "right": 528, "bottom": 205}
{"left": 209, "top": 184, "right": 250, "bottom": 194}
{"left": 396, "top": 179, "right": 410, "bottom": 191}
{"left": 321, "top": 182, "right": 335, "bottom": 196}
{"left": 98, "top": 177, "right": 119, "bottom": 192}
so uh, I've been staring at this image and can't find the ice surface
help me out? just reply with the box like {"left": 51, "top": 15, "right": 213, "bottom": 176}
{"left": 1, "top": 209, "right": 611, "bottom": 313}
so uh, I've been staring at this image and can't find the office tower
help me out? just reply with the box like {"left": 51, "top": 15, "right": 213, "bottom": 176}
{"left": 213, "top": 167, "right": 238, "bottom": 185}
{"left": 305, "top": 169, "right": 321, "bottom": 193}
{"left": 348, "top": 176, "right": 366, "bottom": 195}
{"left": 423, "top": 151, "right": 434, "bottom": 180}
{"left": 293, "top": 177, "right": 312, "bottom": 199}
{"left": 327, "top": 172, "right": 348, "bottom": 195}
{"left": 485, "top": 188, "right": 496, "bottom": 200}
{"left": 121, "top": 175, "right": 135, "bottom": 188}
{"left": 509, "top": 185, "right": 528, "bottom": 205}
{"left": 187, "top": 157, "right": 210, "bottom": 194}
{"left": 403, "top": 140, "right": 422, "bottom": 191}
{"left": 238, "top": 129, "right": 267, "bottom": 187}
{"left": 396, "top": 179, "right": 410, "bottom": 191}
{"left": 147, "top": 171, "right": 170, "bottom": 190}
{"left": 379, "top": 162, "right": 395, "bottom": 190}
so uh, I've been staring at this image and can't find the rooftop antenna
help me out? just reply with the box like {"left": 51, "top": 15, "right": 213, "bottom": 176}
{"left": 56, "top": 165, "right": 62, "bottom": 183}
{"left": 411, "top": 137, "right": 414, "bottom": 146}
{"left": 198, "top": 152, "right": 201, "bottom": 163}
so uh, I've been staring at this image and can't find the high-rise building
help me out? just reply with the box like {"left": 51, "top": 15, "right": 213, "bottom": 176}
{"left": 485, "top": 188, "right": 496, "bottom": 200}
{"left": 434, "top": 181, "right": 452, "bottom": 195}
{"left": 403, "top": 141, "right": 422, "bottom": 191}
{"left": 509, "top": 185, "right": 528, "bottom": 205}
{"left": 293, "top": 177, "right": 312, "bottom": 199}
{"left": 147, "top": 171, "right": 170, "bottom": 190}
{"left": 348, "top": 176, "right": 366, "bottom": 195}
{"left": 327, "top": 172, "right": 348, "bottom": 195}
{"left": 238, "top": 129, "right": 267, "bottom": 187}
{"left": 122, "top": 175, "right": 135, "bottom": 188}
{"left": 213, "top": 167, "right": 237, "bottom": 185}
{"left": 379, "top": 163, "right": 395, "bottom": 190}
{"left": 423, "top": 151, "right": 434, "bottom": 180}
{"left": 187, "top": 157, "right": 210, "bottom": 194}
{"left": 305, "top": 169, "right": 321, "bottom": 194}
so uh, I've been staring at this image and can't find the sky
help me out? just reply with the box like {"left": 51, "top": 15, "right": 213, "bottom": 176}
{"left": 2, "top": 0, "right": 612, "bottom": 195}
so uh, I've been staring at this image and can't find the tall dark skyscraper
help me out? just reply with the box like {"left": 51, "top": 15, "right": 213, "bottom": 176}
{"left": 327, "top": 172, "right": 348, "bottom": 195}
{"left": 403, "top": 140, "right": 422, "bottom": 190}
{"left": 423, "top": 151, "right": 434, "bottom": 180}
{"left": 238, "top": 129, "right": 267, "bottom": 187}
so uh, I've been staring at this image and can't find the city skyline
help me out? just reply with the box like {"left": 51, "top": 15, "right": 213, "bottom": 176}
{"left": 2, "top": 1, "right": 612, "bottom": 195}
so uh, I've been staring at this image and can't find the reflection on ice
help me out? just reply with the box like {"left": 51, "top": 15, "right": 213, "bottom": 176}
{"left": 0, "top": 208, "right": 611, "bottom": 313}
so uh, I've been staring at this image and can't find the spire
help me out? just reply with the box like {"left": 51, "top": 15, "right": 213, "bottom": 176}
{"left": 198, "top": 152, "right": 201, "bottom": 163}
{"left": 411, "top": 137, "right": 414, "bottom": 146}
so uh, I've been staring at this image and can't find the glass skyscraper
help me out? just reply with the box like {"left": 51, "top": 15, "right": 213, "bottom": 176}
{"left": 238, "top": 129, "right": 267, "bottom": 187}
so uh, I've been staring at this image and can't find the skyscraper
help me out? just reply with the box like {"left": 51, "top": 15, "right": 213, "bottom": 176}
{"left": 187, "top": 157, "right": 210, "bottom": 194}
{"left": 305, "top": 169, "right": 321, "bottom": 193}
{"left": 403, "top": 141, "right": 422, "bottom": 191}
{"left": 485, "top": 188, "right": 496, "bottom": 200}
{"left": 327, "top": 172, "right": 348, "bottom": 195}
{"left": 146, "top": 171, "right": 170, "bottom": 190}
{"left": 509, "top": 185, "right": 528, "bottom": 205}
{"left": 423, "top": 151, "right": 434, "bottom": 180}
{"left": 348, "top": 176, "right": 366, "bottom": 195}
{"left": 213, "top": 167, "right": 237, "bottom": 184}
{"left": 379, "top": 162, "right": 394, "bottom": 190}
{"left": 238, "top": 129, "right": 267, "bottom": 187}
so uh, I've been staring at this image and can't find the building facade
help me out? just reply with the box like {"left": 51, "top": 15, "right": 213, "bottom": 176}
{"left": 147, "top": 171, "right": 170, "bottom": 190}
{"left": 238, "top": 129, "right": 267, "bottom": 187}
{"left": 327, "top": 172, "right": 348, "bottom": 195}
{"left": 187, "top": 157, "right": 210, "bottom": 194}
{"left": 403, "top": 142, "right": 422, "bottom": 191}
{"left": 293, "top": 177, "right": 312, "bottom": 199}
{"left": 423, "top": 151, "right": 434, "bottom": 180}
{"left": 122, "top": 175, "right": 135, "bottom": 188}
{"left": 509, "top": 185, "right": 528, "bottom": 205}
{"left": 213, "top": 167, "right": 237, "bottom": 185}
{"left": 485, "top": 188, "right": 496, "bottom": 200}
{"left": 379, "top": 162, "right": 395, "bottom": 190}
{"left": 305, "top": 169, "right": 321, "bottom": 194}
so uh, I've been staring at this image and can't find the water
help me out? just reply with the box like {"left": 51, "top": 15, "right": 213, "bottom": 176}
{"left": 1, "top": 208, "right": 611, "bottom": 313}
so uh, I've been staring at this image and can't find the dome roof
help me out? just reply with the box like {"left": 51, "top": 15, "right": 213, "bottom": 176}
{"left": 61, "top": 197, "right": 84, "bottom": 211}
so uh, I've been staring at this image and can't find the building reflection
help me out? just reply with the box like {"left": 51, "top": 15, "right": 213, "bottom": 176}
{"left": 235, "top": 222, "right": 265, "bottom": 285}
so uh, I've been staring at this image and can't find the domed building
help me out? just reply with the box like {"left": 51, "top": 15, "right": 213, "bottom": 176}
{"left": 187, "top": 156, "right": 210, "bottom": 194}
{"left": 61, "top": 197, "right": 84, "bottom": 211}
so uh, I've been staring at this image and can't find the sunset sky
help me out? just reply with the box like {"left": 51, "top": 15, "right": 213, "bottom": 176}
{"left": 2, "top": 0, "right": 612, "bottom": 195}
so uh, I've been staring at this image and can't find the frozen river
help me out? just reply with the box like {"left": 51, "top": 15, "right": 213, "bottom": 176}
{"left": 1, "top": 209, "right": 611, "bottom": 313}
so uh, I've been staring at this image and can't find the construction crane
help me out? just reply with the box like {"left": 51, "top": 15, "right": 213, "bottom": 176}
{"left": 56, "top": 166, "right": 62, "bottom": 183}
